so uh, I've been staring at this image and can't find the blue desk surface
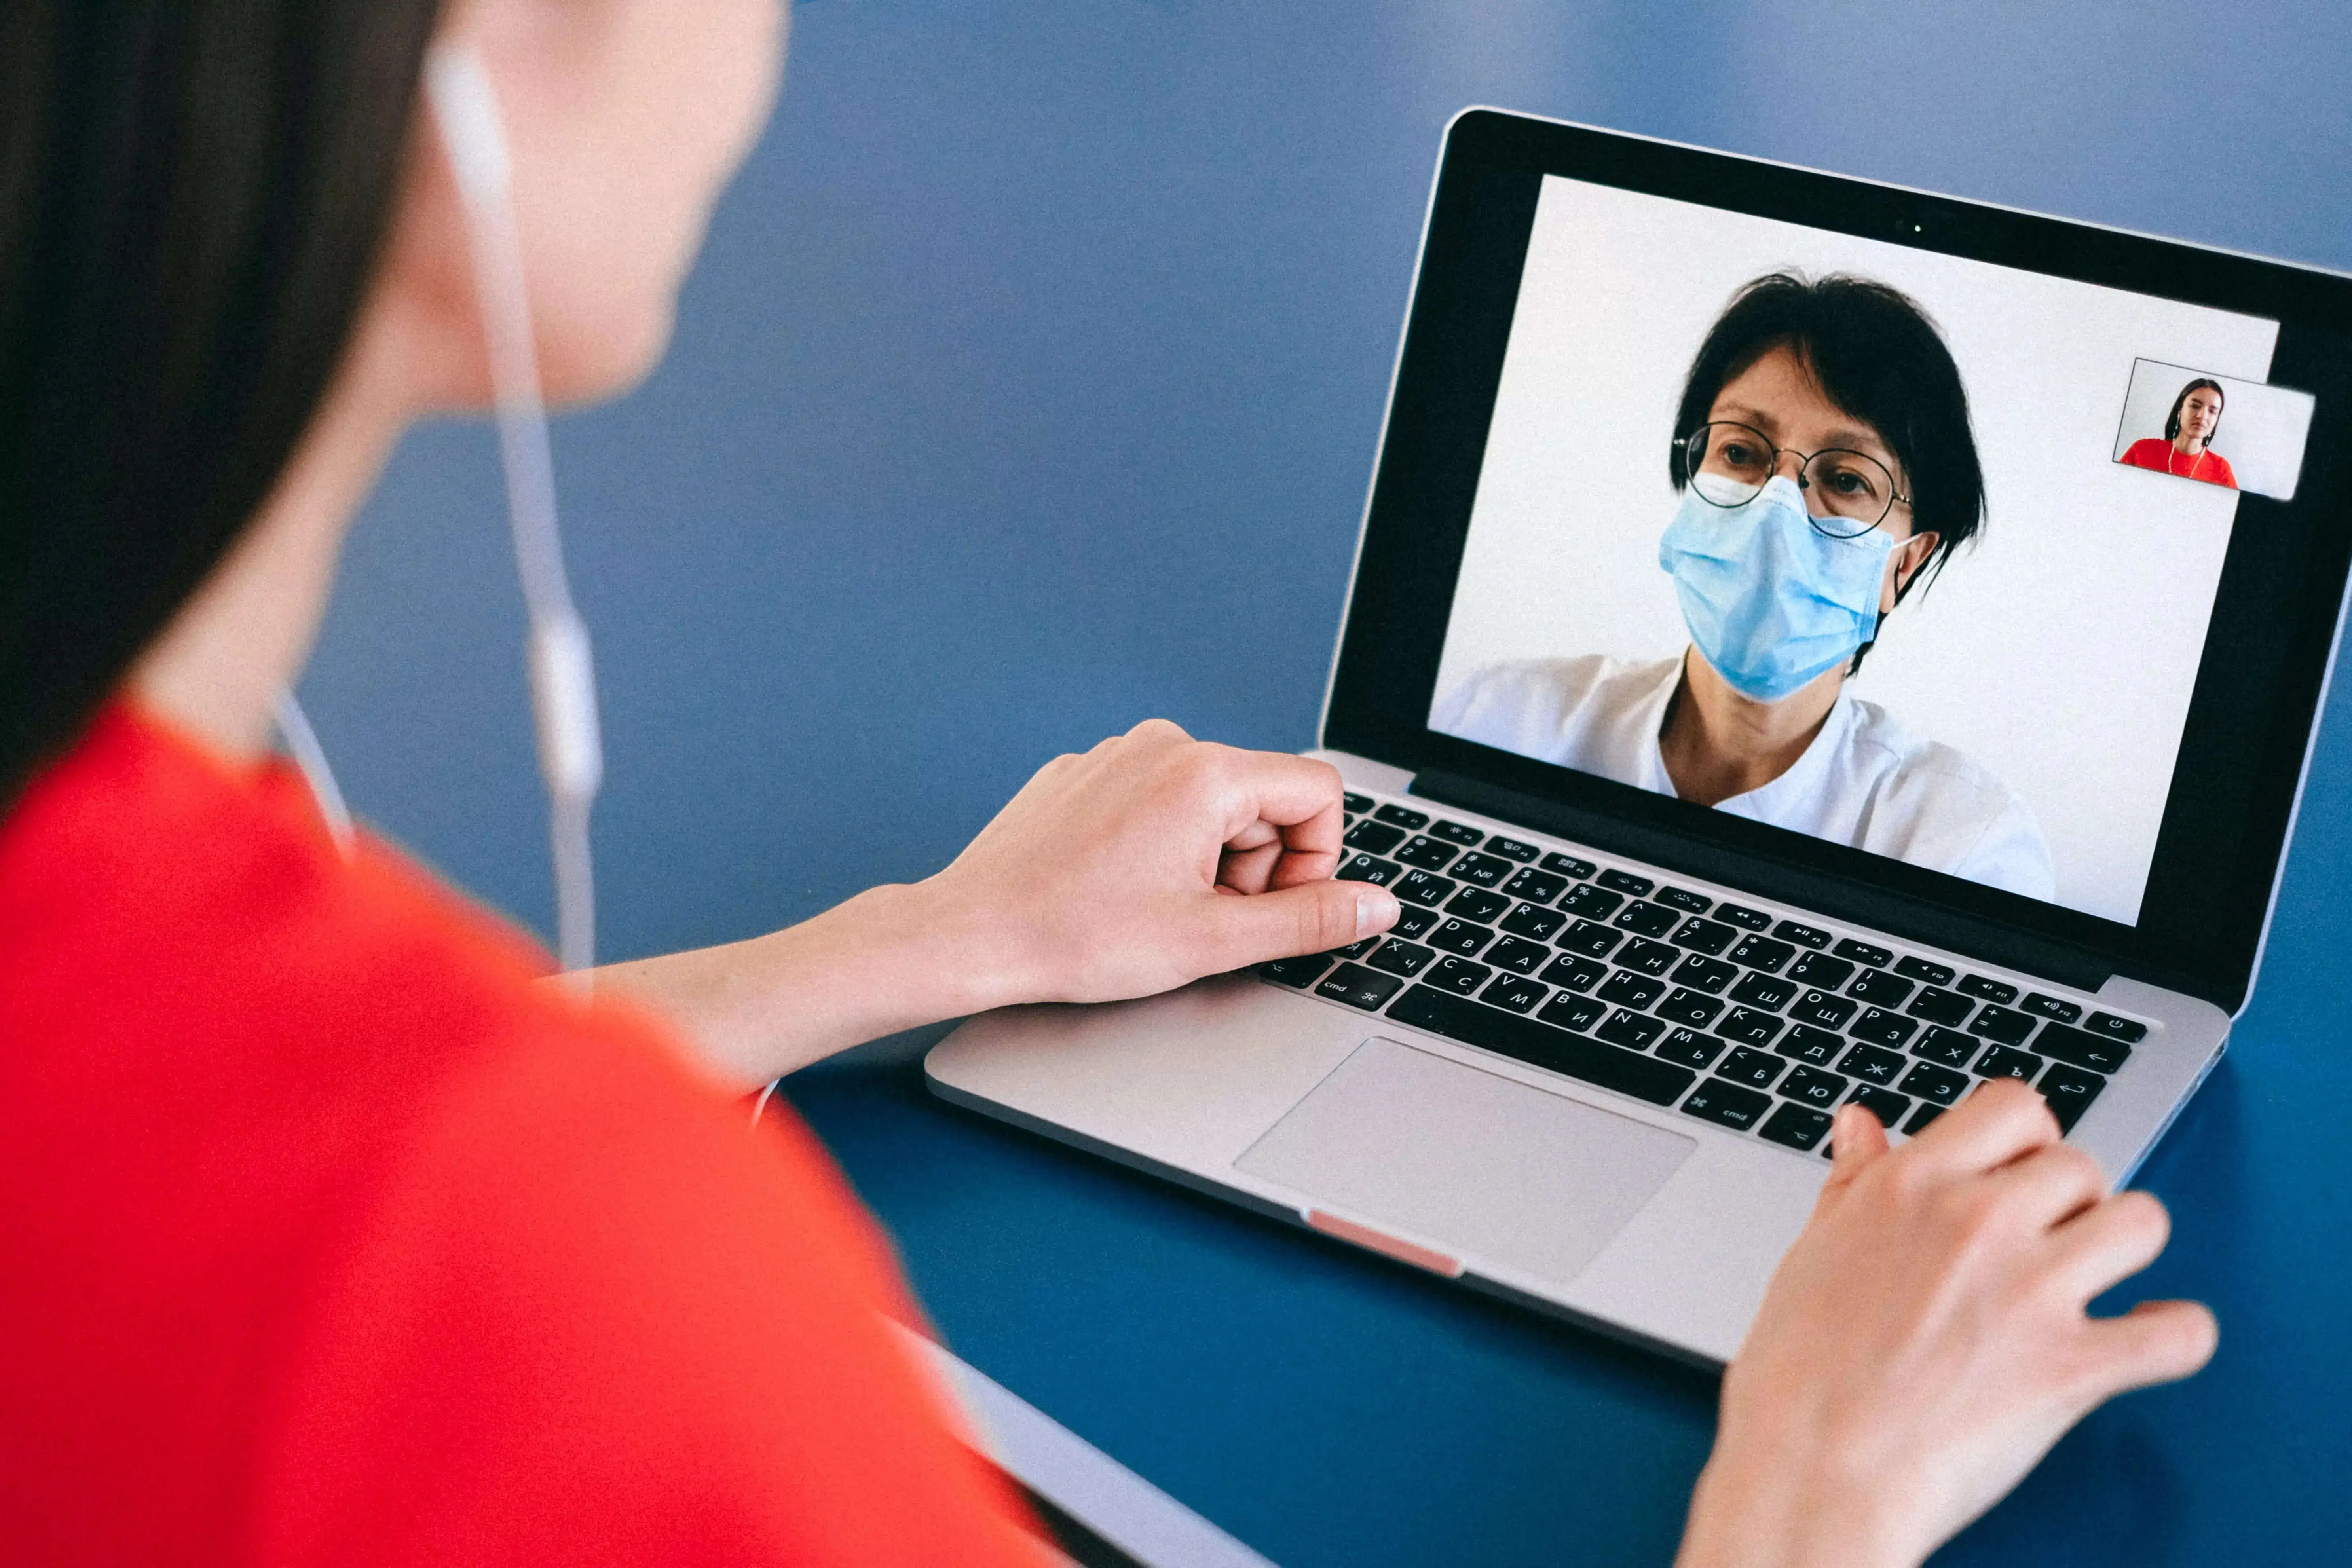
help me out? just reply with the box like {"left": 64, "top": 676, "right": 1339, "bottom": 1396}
{"left": 306, "top": 2, "right": 2352, "bottom": 1561}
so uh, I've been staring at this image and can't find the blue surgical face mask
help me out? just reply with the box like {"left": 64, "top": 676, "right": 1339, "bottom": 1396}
{"left": 1657, "top": 474, "right": 1896, "bottom": 704}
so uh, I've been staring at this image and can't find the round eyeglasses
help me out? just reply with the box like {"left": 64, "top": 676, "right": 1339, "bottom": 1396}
{"left": 1678, "top": 421, "right": 1909, "bottom": 538}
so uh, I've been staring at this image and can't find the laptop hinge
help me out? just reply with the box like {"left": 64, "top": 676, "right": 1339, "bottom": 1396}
{"left": 1411, "top": 767, "right": 2115, "bottom": 994}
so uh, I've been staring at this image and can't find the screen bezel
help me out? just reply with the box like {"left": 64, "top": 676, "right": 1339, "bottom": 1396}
{"left": 1322, "top": 109, "right": 2352, "bottom": 1014}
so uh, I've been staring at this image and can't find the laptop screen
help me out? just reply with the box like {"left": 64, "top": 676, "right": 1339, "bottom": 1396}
{"left": 1325, "top": 112, "right": 2352, "bottom": 1008}
{"left": 1426, "top": 173, "right": 2315, "bottom": 928}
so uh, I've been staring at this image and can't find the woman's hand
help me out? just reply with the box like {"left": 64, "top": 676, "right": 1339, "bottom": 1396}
{"left": 1676, "top": 1080, "right": 2216, "bottom": 1568}
{"left": 597, "top": 719, "right": 1398, "bottom": 1088}
{"left": 927, "top": 718, "right": 1401, "bottom": 1007}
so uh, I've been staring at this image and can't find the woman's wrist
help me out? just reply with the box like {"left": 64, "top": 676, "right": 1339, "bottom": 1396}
{"left": 1676, "top": 1407, "right": 1922, "bottom": 1568}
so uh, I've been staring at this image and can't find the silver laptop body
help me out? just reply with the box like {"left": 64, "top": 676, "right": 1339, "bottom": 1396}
{"left": 928, "top": 110, "right": 2352, "bottom": 1365}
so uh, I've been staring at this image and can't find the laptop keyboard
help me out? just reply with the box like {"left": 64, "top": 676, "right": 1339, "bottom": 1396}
{"left": 1253, "top": 793, "right": 2148, "bottom": 1158}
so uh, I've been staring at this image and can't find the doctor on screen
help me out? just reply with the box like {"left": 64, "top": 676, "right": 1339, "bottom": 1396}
{"left": 1436, "top": 272, "right": 2056, "bottom": 901}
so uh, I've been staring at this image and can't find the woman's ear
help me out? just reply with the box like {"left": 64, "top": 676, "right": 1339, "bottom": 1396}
{"left": 1884, "top": 530, "right": 1941, "bottom": 614}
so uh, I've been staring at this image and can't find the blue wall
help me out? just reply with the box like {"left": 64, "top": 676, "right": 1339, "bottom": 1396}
{"left": 305, "top": 0, "right": 2352, "bottom": 1013}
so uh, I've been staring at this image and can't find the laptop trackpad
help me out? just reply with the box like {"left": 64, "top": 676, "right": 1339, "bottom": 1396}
{"left": 1235, "top": 1036, "right": 1697, "bottom": 1285}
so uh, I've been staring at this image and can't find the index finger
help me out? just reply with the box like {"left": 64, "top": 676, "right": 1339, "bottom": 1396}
{"left": 1205, "top": 748, "right": 1348, "bottom": 854}
{"left": 1900, "top": 1077, "right": 2063, "bottom": 1181}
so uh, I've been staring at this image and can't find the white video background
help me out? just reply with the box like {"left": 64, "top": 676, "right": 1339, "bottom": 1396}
{"left": 1433, "top": 176, "right": 2282, "bottom": 924}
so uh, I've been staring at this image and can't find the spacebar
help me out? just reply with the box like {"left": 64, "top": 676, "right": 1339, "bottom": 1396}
{"left": 1385, "top": 987, "right": 1696, "bottom": 1107}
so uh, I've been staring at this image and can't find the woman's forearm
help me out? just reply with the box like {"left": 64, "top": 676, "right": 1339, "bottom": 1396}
{"left": 588, "top": 879, "right": 1024, "bottom": 1091}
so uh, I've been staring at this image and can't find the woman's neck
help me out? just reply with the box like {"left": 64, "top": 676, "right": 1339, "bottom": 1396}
{"left": 129, "top": 326, "right": 410, "bottom": 763}
{"left": 2172, "top": 431, "right": 2204, "bottom": 457}
{"left": 1658, "top": 647, "right": 1842, "bottom": 807}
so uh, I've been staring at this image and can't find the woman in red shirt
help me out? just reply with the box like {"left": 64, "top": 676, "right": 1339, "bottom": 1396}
{"left": 0, "top": 3, "right": 2215, "bottom": 1565}
{"left": 2120, "top": 377, "right": 2239, "bottom": 487}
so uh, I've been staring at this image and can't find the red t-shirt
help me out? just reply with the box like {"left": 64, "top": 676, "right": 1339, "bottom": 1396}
{"left": 0, "top": 705, "right": 1042, "bottom": 1566}
{"left": 2120, "top": 437, "right": 2238, "bottom": 489}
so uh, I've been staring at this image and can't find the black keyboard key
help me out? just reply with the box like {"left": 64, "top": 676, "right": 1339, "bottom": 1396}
{"left": 1485, "top": 835, "right": 1540, "bottom": 863}
{"left": 2037, "top": 1062, "right": 2107, "bottom": 1133}
{"left": 1904, "top": 1103, "right": 1946, "bottom": 1135}
{"left": 1848, "top": 970, "right": 1914, "bottom": 1007}
{"left": 1656, "top": 988, "right": 1725, "bottom": 1028}
{"left": 1428, "top": 819, "right": 1484, "bottom": 845}
{"left": 1427, "top": 957, "right": 1492, "bottom": 995}
{"left": 1537, "top": 991, "right": 1606, "bottom": 1033}
{"left": 1316, "top": 963, "right": 1401, "bottom": 1010}
{"left": 1482, "top": 973, "right": 1548, "bottom": 1014}
{"left": 1911, "top": 1027, "right": 1975, "bottom": 1067}
{"left": 1501, "top": 868, "right": 1568, "bottom": 904}
{"left": 1597, "top": 1009, "right": 1667, "bottom": 1052}
{"left": 1559, "top": 883, "right": 1625, "bottom": 919}
{"left": 1958, "top": 974, "right": 2018, "bottom": 1004}
{"left": 1450, "top": 852, "right": 1513, "bottom": 888}
{"left": 1391, "top": 905, "right": 1440, "bottom": 941}
{"left": 1834, "top": 938, "right": 1893, "bottom": 967}
{"left": 1759, "top": 1102, "right": 1834, "bottom": 1151}
{"left": 1848, "top": 1009, "right": 1918, "bottom": 1049}
{"left": 1618, "top": 938, "right": 1680, "bottom": 977}
{"left": 1392, "top": 869, "right": 1458, "bottom": 908}
{"left": 1716, "top": 904, "right": 1772, "bottom": 931}
{"left": 1974, "top": 1045, "right": 2044, "bottom": 1083}
{"left": 1726, "top": 934, "right": 1796, "bottom": 974}
{"left": 1557, "top": 920, "right": 1623, "bottom": 959}
{"left": 1336, "top": 854, "right": 1401, "bottom": 886}
{"left": 1255, "top": 954, "right": 1332, "bottom": 988}
{"left": 1893, "top": 955, "right": 1955, "bottom": 987}
{"left": 1778, "top": 1064, "right": 1848, "bottom": 1108}
{"left": 1966, "top": 1004, "right": 2037, "bottom": 1045}
{"left": 1444, "top": 887, "right": 1512, "bottom": 923}
{"left": 1655, "top": 886, "right": 1712, "bottom": 913}
{"left": 1671, "top": 954, "right": 1739, "bottom": 994}
{"left": 1837, "top": 1043, "right": 1907, "bottom": 1085}
{"left": 1790, "top": 990, "right": 1857, "bottom": 1029}
{"left": 2033, "top": 1023, "right": 2132, "bottom": 1074}
{"left": 1776, "top": 1024, "right": 1845, "bottom": 1065}
{"left": 1342, "top": 792, "right": 1372, "bottom": 814}
{"left": 1427, "top": 919, "right": 1494, "bottom": 957}
{"left": 1327, "top": 936, "right": 1380, "bottom": 960}
{"left": 1598, "top": 869, "right": 1655, "bottom": 896}
{"left": 2021, "top": 993, "right": 2082, "bottom": 1023}
{"left": 1729, "top": 971, "right": 1798, "bottom": 1011}
{"left": 1715, "top": 1046, "right": 1785, "bottom": 1089}
{"left": 1670, "top": 917, "right": 1738, "bottom": 956}
{"left": 1386, "top": 987, "right": 1694, "bottom": 1105}
{"left": 1786, "top": 952, "right": 1855, "bottom": 990}
{"left": 1715, "top": 1007, "right": 1784, "bottom": 1048}
{"left": 1365, "top": 940, "right": 1435, "bottom": 979}
{"left": 1500, "top": 902, "right": 1567, "bottom": 942}
{"left": 1613, "top": 901, "right": 1680, "bottom": 938}
{"left": 1392, "top": 835, "right": 1460, "bottom": 871}
{"left": 1774, "top": 919, "right": 1832, "bottom": 949}
{"left": 1540, "top": 852, "right": 1595, "bottom": 879}
{"left": 1342, "top": 819, "right": 1406, "bottom": 854}
{"left": 1486, "top": 936, "right": 1552, "bottom": 975}
{"left": 1654, "top": 1027, "right": 1727, "bottom": 1069}
{"left": 1898, "top": 1060, "right": 1969, "bottom": 1105}
{"left": 1598, "top": 971, "right": 1665, "bottom": 1010}
{"left": 1905, "top": 987, "right": 1973, "bottom": 1027}
{"left": 2084, "top": 1011, "right": 2148, "bottom": 1044}
{"left": 1682, "top": 1080, "right": 1772, "bottom": 1130}
{"left": 1847, "top": 1085, "right": 1912, "bottom": 1129}
{"left": 1374, "top": 803, "right": 1429, "bottom": 830}
{"left": 1539, "top": 953, "right": 1606, "bottom": 991}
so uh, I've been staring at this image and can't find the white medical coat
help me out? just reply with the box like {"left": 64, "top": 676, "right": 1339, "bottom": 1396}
{"left": 1431, "top": 654, "right": 2058, "bottom": 903}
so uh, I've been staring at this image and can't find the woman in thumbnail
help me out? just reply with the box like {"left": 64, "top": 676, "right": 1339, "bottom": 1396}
{"left": 1436, "top": 272, "right": 2056, "bottom": 900}
{"left": 2120, "top": 377, "right": 2238, "bottom": 488}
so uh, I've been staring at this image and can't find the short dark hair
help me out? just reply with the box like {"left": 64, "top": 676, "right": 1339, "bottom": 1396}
{"left": 2165, "top": 378, "right": 2226, "bottom": 448}
{"left": 1667, "top": 271, "right": 1986, "bottom": 670}
{"left": 0, "top": 0, "right": 443, "bottom": 811}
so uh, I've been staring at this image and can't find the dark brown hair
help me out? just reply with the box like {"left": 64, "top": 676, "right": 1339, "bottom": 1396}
{"left": 0, "top": 0, "right": 443, "bottom": 809}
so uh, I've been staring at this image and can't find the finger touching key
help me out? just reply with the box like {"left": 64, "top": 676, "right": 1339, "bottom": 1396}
{"left": 927, "top": 720, "right": 1398, "bottom": 1009}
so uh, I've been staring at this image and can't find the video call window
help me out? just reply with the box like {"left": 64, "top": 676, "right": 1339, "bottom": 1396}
{"left": 1430, "top": 175, "right": 2314, "bottom": 927}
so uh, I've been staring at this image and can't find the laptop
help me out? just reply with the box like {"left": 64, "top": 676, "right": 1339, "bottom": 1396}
{"left": 926, "top": 108, "right": 2352, "bottom": 1364}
